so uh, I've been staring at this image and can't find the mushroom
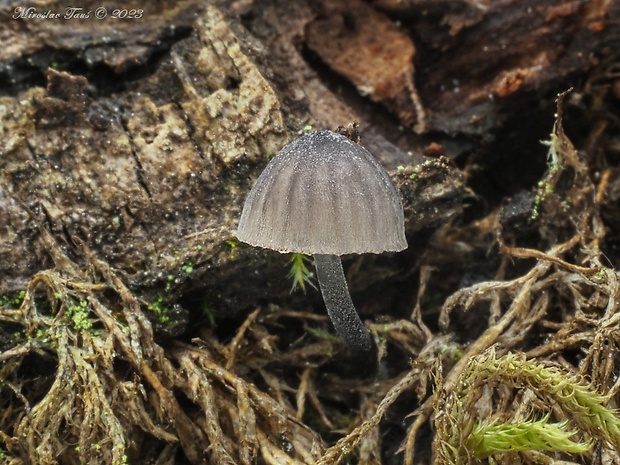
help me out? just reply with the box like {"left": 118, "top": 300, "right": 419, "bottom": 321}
{"left": 236, "top": 130, "right": 407, "bottom": 374}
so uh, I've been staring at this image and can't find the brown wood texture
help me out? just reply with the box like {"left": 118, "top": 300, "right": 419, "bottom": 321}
{"left": 0, "top": 0, "right": 617, "bottom": 310}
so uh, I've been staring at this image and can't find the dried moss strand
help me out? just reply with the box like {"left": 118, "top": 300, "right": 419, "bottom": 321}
{"left": 234, "top": 381, "right": 259, "bottom": 465}
{"left": 15, "top": 327, "right": 128, "bottom": 465}
{"left": 181, "top": 345, "right": 325, "bottom": 463}
{"left": 225, "top": 307, "right": 261, "bottom": 370}
{"left": 139, "top": 361, "right": 205, "bottom": 463}
{"left": 317, "top": 368, "right": 419, "bottom": 465}
{"left": 177, "top": 354, "right": 237, "bottom": 465}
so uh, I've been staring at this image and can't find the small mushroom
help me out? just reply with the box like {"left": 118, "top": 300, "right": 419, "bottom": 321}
{"left": 236, "top": 130, "right": 407, "bottom": 375}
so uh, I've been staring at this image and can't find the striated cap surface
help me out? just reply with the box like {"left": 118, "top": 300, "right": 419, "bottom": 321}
{"left": 236, "top": 130, "right": 407, "bottom": 255}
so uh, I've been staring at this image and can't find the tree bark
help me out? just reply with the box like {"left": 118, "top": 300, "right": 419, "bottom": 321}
{"left": 1, "top": 0, "right": 616, "bottom": 312}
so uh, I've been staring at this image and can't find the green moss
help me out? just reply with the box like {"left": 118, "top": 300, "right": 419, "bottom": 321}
{"left": 469, "top": 415, "right": 590, "bottom": 458}
{"left": 181, "top": 264, "right": 194, "bottom": 275}
{"left": 0, "top": 290, "right": 26, "bottom": 308}
{"left": 307, "top": 327, "right": 340, "bottom": 343}
{"left": 66, "top": 299, "right": 94, "bottom": 332}
{"left": 147, "top": 298, "right": 171, "bottom": 324}
{"left": 31, "top": 327, "right": 50, "bottom": 342}
{"left": 288, "top": 253, "right": 317, "bottom": 293}
{"left": 531, "top": 135, "right": 562, "bottom": 220}
{"left": 435, "top": 349, "right": 620, "bottom": 464}
{"left": 165, "top": 274, "right": 175, "bottom": 292}
{"left": 202, "top": 302, "right": 217, "bottom": 328}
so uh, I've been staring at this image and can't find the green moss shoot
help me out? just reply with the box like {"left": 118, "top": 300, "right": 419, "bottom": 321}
{"left": 470, "top": 415, "right": 591, "bottom": 458}
{"left": 288, "top": 253, "right": 317, "bottom": 294}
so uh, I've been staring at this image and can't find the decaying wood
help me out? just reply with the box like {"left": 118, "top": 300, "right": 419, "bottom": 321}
{"left": 370, "top": 0, "right": 618, "bottom": 136}
{"left": 306, "top": 0, "right": 425, "bottom": 132}
{"left": 1, "top": 3, "right": 288, "bottom": 305}
{"left": 1, "top": 0, "right": 615, "bottom": 305}
{"left": 0, "top": 0, "right": 471, "bottom": 310}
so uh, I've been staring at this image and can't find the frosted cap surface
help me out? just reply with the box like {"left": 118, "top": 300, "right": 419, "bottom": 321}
{"left": 236, "top": 130, "right": 407, "bottom": 255}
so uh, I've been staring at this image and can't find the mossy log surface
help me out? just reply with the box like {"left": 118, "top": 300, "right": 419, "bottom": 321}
{"left": 0, "top": 1, "right": 468, "bottom": 312}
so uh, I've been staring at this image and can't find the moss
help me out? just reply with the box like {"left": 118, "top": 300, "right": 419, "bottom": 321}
{"left": 307, "top": 327, "right": 340, "bottom": 343}
{"left": 147, "top": 297, "right": 171, "bottom": 324}
{"left": 201, "top": 302, "right": 217, "bottom": 328}
{"left": 31, "top": 327, "right": 50, "bottom": 342}
{"left": 165, "top": 274, "right": 175, "bottom": 292}
{"left": 0, "top": 290, "right": 26, "bottom": 309}
{"left": 531, "top": 178, "right": 556, "bottom": 220}
{"left": 288, "top": 253, "right": 317, "bottom": 293}
{"left": 181, "top": 264, "right": 194, "bottom": 275}
{"left": 531, "top": 132, "right": 563, "bottom": 220}
{"left": 470, "top": 416, "right": 590, "bottom": 457}
{"left": 66, "top": 298, "right": 94, "bottom": 332}
{"left": 435, "top": 349, "right": 620, "bottom": 464}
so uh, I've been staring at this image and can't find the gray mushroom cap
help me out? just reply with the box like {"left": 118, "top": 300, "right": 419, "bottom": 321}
{"left": 236, "top": 130, "right": 407, "bottom": 255}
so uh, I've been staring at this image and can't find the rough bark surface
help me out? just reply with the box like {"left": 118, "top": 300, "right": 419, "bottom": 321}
{"left": 1, "top": 3, "right": 287, "bottom": 303}
{"left": 0, "top": 0, "right": 471, "bottom": 311}
{"left": 0, "top": 0, "right": 617, "bottom": 309}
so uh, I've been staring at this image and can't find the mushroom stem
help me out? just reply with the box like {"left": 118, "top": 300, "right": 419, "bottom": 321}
{"left": 313, "top": 254, "right": 377, "bottom": 373}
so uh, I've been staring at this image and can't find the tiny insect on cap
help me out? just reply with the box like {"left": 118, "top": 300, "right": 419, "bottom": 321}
{"left": 236, "top": 130, "right": 407, "bottom": 255}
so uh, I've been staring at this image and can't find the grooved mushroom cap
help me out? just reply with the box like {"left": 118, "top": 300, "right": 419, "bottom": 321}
{"left": 236, "top": 130, "right": 407, "bottom": 255}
